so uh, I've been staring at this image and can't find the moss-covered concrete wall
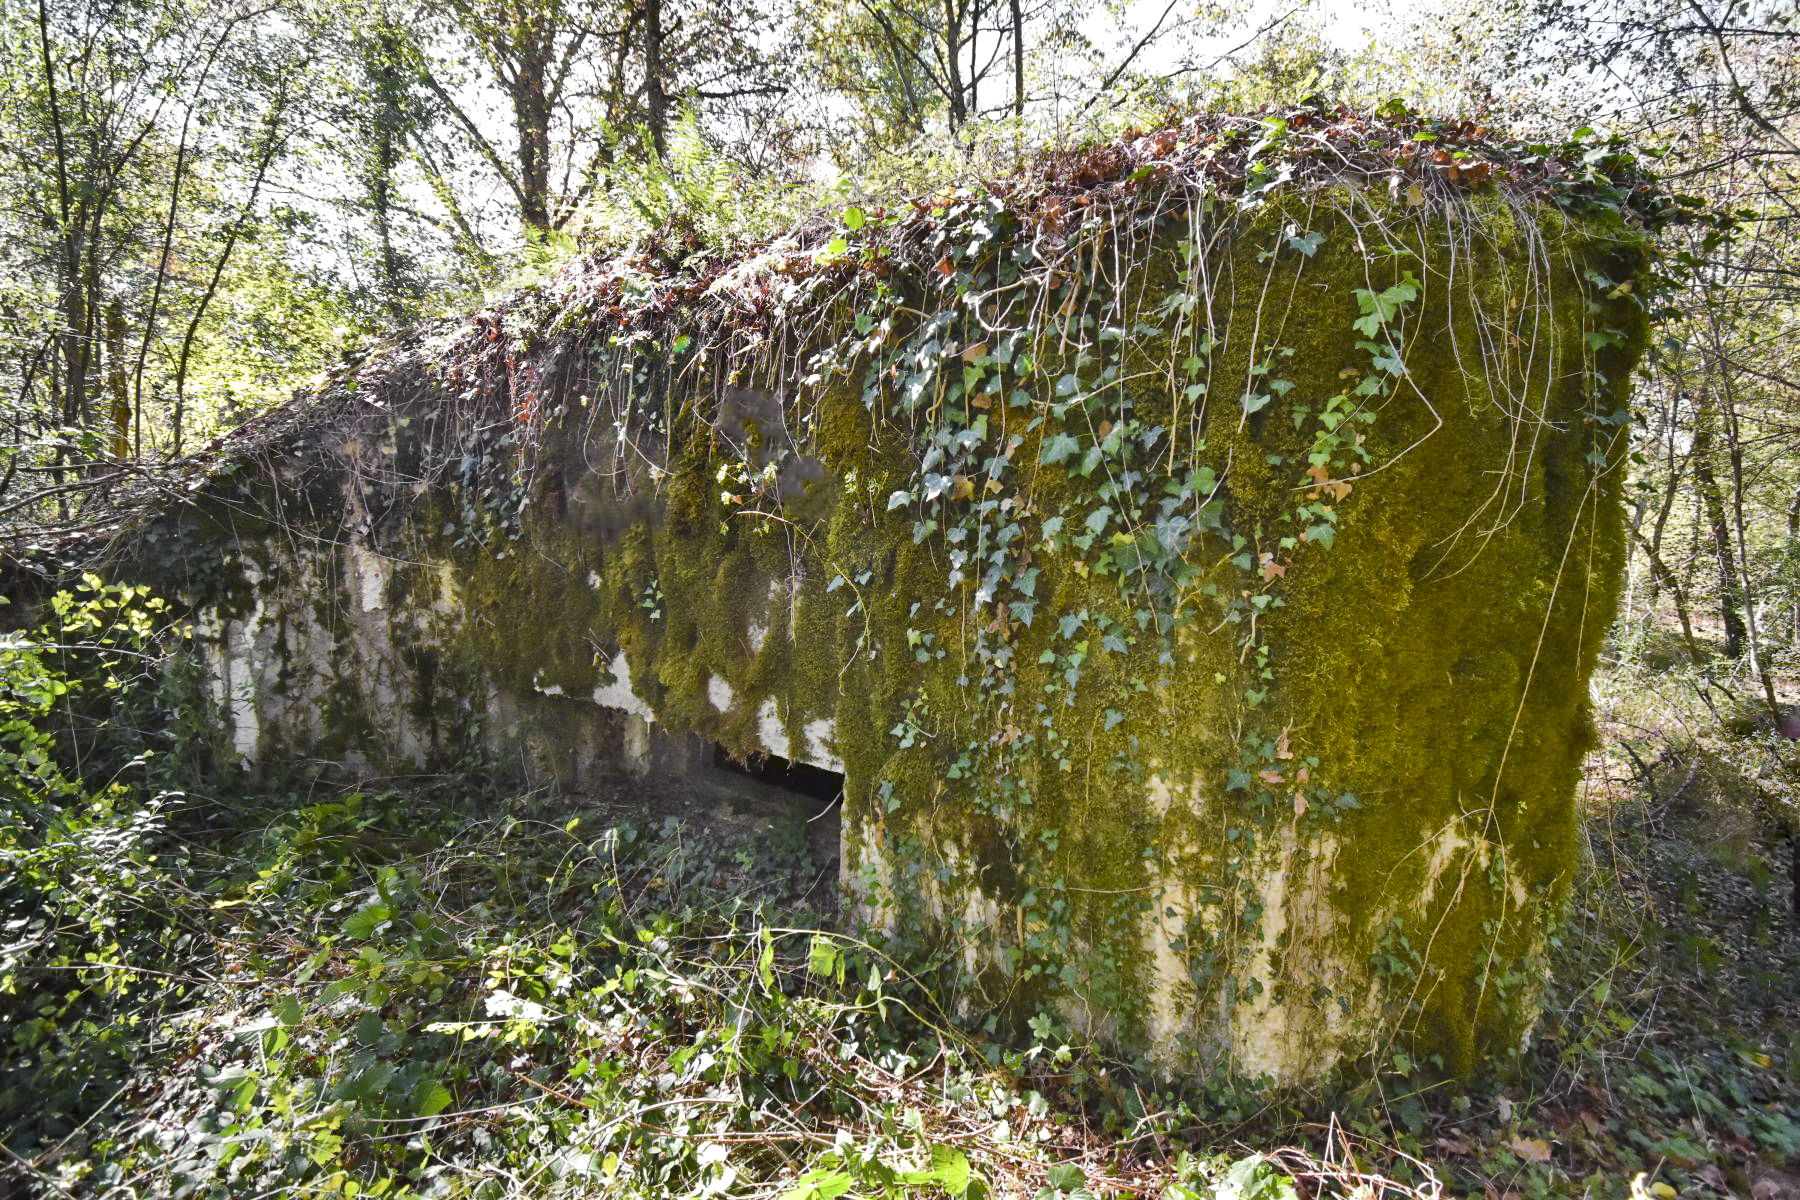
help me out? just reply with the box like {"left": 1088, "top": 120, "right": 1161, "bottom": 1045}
{"left": 97, "top": 114, "right": 1659, "bottom": 1089}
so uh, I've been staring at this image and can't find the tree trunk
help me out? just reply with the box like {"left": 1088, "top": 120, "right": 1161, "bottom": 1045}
{"left": 644, "top": 0, "right": 667, "bottom": 156}
{"left": 942, "top": 0, "right": 965, "bottom": 130}
{"left": 1788, "top": 483, "right": 1799, "bottom": 647}
{"left": 1633, "top": 528, "right": 1703, "bottom": 662}
{"left": 369, "top": 28, "right": 411, "bottom": 322}
{"left": 106, "top": 299, "right": 129, "bottom": 460}
{"left": 1693, "top": 395, "right": 1746, "bottom": 657}
{"left": 511, "top": 29, "right": 553, "bottom": 236}
{"left": 1010, "top": 0, "right": 1023, "bottom": 116}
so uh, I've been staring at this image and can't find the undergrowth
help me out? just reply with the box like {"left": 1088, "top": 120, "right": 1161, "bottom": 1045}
{"left": 2, "top": 590, "right": 1797, "bottom": 1199}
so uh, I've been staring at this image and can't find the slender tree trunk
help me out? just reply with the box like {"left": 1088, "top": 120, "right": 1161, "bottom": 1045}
{"left": 1788, "top": 482, "right": 1799, "bottom": 647}
{"left": 106, "top": 299, "right": 129, "bottom": 460}
{"left": 134, "top": 15, "right": 241, "bottom": 431}
{"left": 1633, "top": 529, "right": 1703, "bottom": 662}
{"left": 644, "top": 0, "right": 667, "bottom": 156}
{"left": 35, "top": 0, "right": 88, "bottom": 435}
{"left": 511, "top": 29, "right": 553, "bottom": 236}
{"left": 942, "top": 0, "right": 965, "bottom": 130}
{"left": 59, "top": 240, "right": 90, "bottom": 428}
{"left": 1010, "top": 0, "right": 1023, "bottom": 115}
{"left": 173, "top": 84, "right": 288, "bottom": 452}
{"left": 1693, "top": 394, "right": 1746, "bottom": 657}
{"left": 1713, "top": 342, "right": 1781, "bottom": 717}
{"left": 368, "top": 27, "right": 411, "bottom": 322}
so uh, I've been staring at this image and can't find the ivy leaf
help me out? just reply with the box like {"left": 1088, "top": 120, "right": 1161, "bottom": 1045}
{"left": 1241, "top": 392, "right": 1271, "bottom": 416}
{"left": 1040, "top": 434, "right": 1080, "bottom": 466}
{"left": 1287, "top": 230, "right": 1325, "bottom": 257}
{"left": 1085, "top": 507, "right": 1111, "bottom": 536}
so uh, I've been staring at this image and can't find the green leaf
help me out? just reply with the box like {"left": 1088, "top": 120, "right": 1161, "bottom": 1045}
{"left": 842, "top": 206, "right": 866, "bottom": 231}
{"left": 807, "top": 935, "right": 840, "bottom": 981}
{"left": 1287, "top": 230, "right": 1324, "bottom": 257}
{"left": 780, "top": 1168, "right": 855, "bottom": 1200}
{"left": 1040, "top": 433, "right": 1080, "bottom": 466}
{"left": 1241, "top": 392, "right": 1271, "bottom": 416}
{"left": 414, "top": 1079, "right": 453, "bottom": 1117}
{"left": 931, "top": 1145, "right": 975, "bottom": 1195}
{"left": 275, "top": 995, "right": 302, "bottom": 1028}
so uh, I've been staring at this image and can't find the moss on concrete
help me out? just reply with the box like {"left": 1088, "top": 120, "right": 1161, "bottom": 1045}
{"left": 90, "top": 122, "right": 1654, "bottom": 1089}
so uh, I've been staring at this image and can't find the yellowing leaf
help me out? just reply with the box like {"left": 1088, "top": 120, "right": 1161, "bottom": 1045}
{"left": 1508, "top": 1137, "right": 1552, "bottom": 1164}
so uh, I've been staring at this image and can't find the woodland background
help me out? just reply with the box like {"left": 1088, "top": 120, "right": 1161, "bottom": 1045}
{"left": 2, "top": 0, "right": 1796, "bottom": 720}
{"left": 0, "top": 0, "right": 1797, "bottom": 1196}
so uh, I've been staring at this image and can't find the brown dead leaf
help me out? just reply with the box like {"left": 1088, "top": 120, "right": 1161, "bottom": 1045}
{"left": 936, "top": 256, "right": 955, "bottom": 278}
{"left": 1508, "top": 1137, "right": 1552, "bottom": 1164}
{"left": 962, "top": 341, "right": 989, "bottom": 362}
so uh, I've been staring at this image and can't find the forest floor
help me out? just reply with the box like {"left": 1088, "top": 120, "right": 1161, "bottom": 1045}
{"left": 2, "top": 651, "right": 1797, "bottom": 1200}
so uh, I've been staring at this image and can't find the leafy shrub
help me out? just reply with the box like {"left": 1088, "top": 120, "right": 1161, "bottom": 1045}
{"left": 0, "top": 578, "right": 185, "bottom": 1145}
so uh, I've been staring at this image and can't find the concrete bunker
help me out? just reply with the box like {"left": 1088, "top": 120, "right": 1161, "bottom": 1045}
{"left": 92, "top": 112, "right": 1660, "bottom": 1088}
